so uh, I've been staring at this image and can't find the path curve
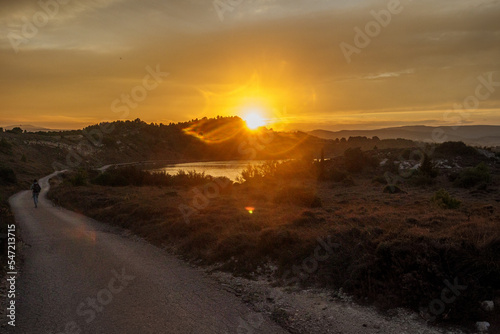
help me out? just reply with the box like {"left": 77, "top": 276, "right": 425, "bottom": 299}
{"left": 8, "top": 173, "right": 288, "bottom": 334}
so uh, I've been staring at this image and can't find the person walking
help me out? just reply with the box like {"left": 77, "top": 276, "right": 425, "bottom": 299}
{"left": 31, "top": 179, "right": 41, "bottom": 208}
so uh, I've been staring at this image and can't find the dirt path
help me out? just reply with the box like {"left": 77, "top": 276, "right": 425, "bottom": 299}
{"left": 6, "top": 173, "right": 287, "bottom": 334}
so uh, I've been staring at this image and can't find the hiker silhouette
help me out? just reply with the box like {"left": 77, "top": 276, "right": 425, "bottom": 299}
{"left": 31, "top": 179, "right": 41, "bottom": 208}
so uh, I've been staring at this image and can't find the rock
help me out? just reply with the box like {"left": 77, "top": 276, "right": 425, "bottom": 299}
{"left": 481, "top": 300, "right": 494, "bottom": 312}
{"left": 476, "top": 321, "right": 490, "bottom": 332}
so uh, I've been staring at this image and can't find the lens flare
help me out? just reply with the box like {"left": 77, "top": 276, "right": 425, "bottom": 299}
{"left": 245, "top": 206, "right": 255, "bottom": 214}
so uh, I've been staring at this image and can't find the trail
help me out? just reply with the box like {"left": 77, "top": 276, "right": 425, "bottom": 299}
{"left": 8, "top": 173, "right": 287, "bottom": 334}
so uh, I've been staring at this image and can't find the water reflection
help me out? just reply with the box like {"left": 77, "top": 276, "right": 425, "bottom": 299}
{"left": 150, "top": 160, "right": 271, "bottom": 181}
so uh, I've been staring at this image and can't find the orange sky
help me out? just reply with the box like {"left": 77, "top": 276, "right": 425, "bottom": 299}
{"left": 1, "top": 0, "right": 499, "bottom": 130}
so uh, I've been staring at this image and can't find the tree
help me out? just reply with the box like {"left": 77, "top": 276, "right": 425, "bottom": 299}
{"left": 419, "top": 153, "right": 437, "bottom": 178}
{"left": 7, "top": 127, "right": 23, "bottom": 134}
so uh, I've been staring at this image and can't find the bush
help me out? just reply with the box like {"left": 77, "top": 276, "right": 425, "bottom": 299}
{"left": 238, "top": 160, "right": 315, "bottom": 183}
{"left": 274, "top": 186, "right": 322, "bottom": 208}
{"left": 0, "top": 166, "right": 17, "bottom": 185}
{"left": 68, "top": 169, "right": 88, "bottom": 186}
{"left": 432, "top": 189, "right": 461, "bottom": 209}
{"left": 434, "top": 141, "right": 478, "bottom": 156}
{"left": 372, "top": 175, "right": 387, "bottom": 184}
{"left": 6, "top": 127, "right": 23, "bottom": 134}
{"left": 419, "top": 153, "right": 438, "bottom": 178}
{"left": 91, "top": 166, "right": 217, "bottom": 187}
{"left": 409, "top": 172, "right": 436, "bottom": 187}
{"left": 453, "top": 162, "right": 491, "bottom": 188}
{"left": 383, "top": 184, "right": 404, "bottom": 194}
{"left": 93, "top": 171, "right": 129, "bottom": 187}
{"left": 344, "top": 147, "right": 378, "bottom": 173}
{"left": 0, "top": 138, "right": 12, "bottom": 154}
{"left": 324, "top": 168, "right": 348, "bottom": 182}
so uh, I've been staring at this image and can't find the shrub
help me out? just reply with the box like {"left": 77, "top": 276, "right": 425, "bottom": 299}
{"left": 419, "top": 153, "right": 438, "bottom": 178}
{"left": 93, "top": 171, "right": 129, "bottom": 187}
{"left": 372, "top": 175, "right": 387, "bottom": 184}
{"left": 291, "top": 211, "right": 325, "bottom": 227}
{"left": 432, "top": 189, "right": 461, "bottom": 209}
{"left": 0, "top": 137, "right": 12, "bottom": 154}
{"left": 0, "top": 166, "right": 17, "bottom": 185}
{"left": 409, "top": 172, "right": 435, "bottom": 187}
{"left": 344, "top": 147, "right": 378, "bottom": 173}
{"left": 274, "top": 186, "right": 322, "bottom": 208}
{"left": 325, "top": 168, "right": 348, "bottom": 182}
{"left": 91, "top": 166, "right": 216, "bottom": 187}
{"left": 434, "top": 141, "right": 478, "bottom": 156}
{"left": 383, "top": 185, "right": 404, "bottom": 194}
{"left": 68, "top": 169, "right": 88, "bottom": 186}
{"left": 6, "top": 127, "right": 23, "bottom": 134}
{"left": 239, "top": 160, "right": 315, "bottom": 183}
{"left": 453, "top": 162, "right": 491, "bottom": 188}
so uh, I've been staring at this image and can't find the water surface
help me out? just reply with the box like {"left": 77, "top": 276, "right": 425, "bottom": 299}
{"left": 151, "top": 160, "right": 270, "bottom": 181}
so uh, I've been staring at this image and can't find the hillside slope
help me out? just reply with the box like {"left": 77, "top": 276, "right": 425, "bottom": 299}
{"left": 309, "top": 125, "right": 500, "bottom": 147}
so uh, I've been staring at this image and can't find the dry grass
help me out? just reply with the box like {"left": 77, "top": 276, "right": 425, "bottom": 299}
{"left": 48, "top": 169, "right": 500, "bottom": 327}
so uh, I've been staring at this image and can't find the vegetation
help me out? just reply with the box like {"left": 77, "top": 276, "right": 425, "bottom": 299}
{"left": 383, "top": 184, "right": 404, "bottom": 193}
{"left": 49, "top": 160, "right": 500, "bottom": 328}
{"left": 0, "top": 166, "right": 17, "bottom": 185}
{"left": 1, "top": 119, "right": 498, "bottom": 330}
{"left": 431, "top": 189, "right": 461, "bottom": 209}
{"left": 0, "top": 137, "right": 12, "bottom": 155}
{"left": 61, "top": 166, "right": 230, "bottom": 189}
{"left": 454, "top": 162, "right": 491, "bottom": 188}
{"left": 434, "top": 141, "right": 478, "bottom": 157}
{"left": 343, "top": 147, "right": 378, "bottom": 173}
{"left": 6, "top": 127, "right": 23, "bottom": 134}
{"left": 419, "top": 153, "right": 438, "bottom": 178}
{"left": 274, "top": 186, "right": 322, "bottom": 208}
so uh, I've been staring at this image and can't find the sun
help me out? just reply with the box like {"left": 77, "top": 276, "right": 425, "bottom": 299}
{"left": 243, "top": 112, "right": 266, "bottom": 130}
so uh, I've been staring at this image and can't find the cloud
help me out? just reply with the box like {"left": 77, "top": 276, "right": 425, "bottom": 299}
{"left": 0, "top": 0, "right": 499, "bottom": 129}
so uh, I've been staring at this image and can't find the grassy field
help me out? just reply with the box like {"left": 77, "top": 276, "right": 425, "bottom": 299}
{"left": 48, "top": 151, "right": 500, "bottom": 330}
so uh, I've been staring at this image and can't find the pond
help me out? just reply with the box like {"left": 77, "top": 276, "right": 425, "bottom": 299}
{"left": 150, "top": 160, "right": 271, "bottom": 181}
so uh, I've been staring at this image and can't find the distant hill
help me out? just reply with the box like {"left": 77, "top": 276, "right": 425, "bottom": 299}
{"left": 309, "top": 125, "right": 500, "bottom": 147}
{"left": 3, "top": 124, "right": 55, "bottom": 132}
{"left": 0, "top": 117, "right": 330, "bottom": 173}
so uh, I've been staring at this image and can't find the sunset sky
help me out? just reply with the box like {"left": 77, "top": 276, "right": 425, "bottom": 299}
{"left": 1, "top": 0, "right": 499, "bottom": 130}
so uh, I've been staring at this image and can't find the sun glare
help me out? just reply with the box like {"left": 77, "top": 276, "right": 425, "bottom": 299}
{"left": 244, "top": 112, "right": 266, "bottom": 130}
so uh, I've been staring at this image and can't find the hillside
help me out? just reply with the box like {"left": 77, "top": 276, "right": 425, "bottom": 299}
{"left": 309, "top": 125, "right": 500, "bottom": 147}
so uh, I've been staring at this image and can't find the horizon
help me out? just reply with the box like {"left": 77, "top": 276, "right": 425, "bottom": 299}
{"left": 3, "top": 118, "right": 500, "bottom": 133}
{"left": 1, "top": 1, "right": 499, "bottom": 130}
